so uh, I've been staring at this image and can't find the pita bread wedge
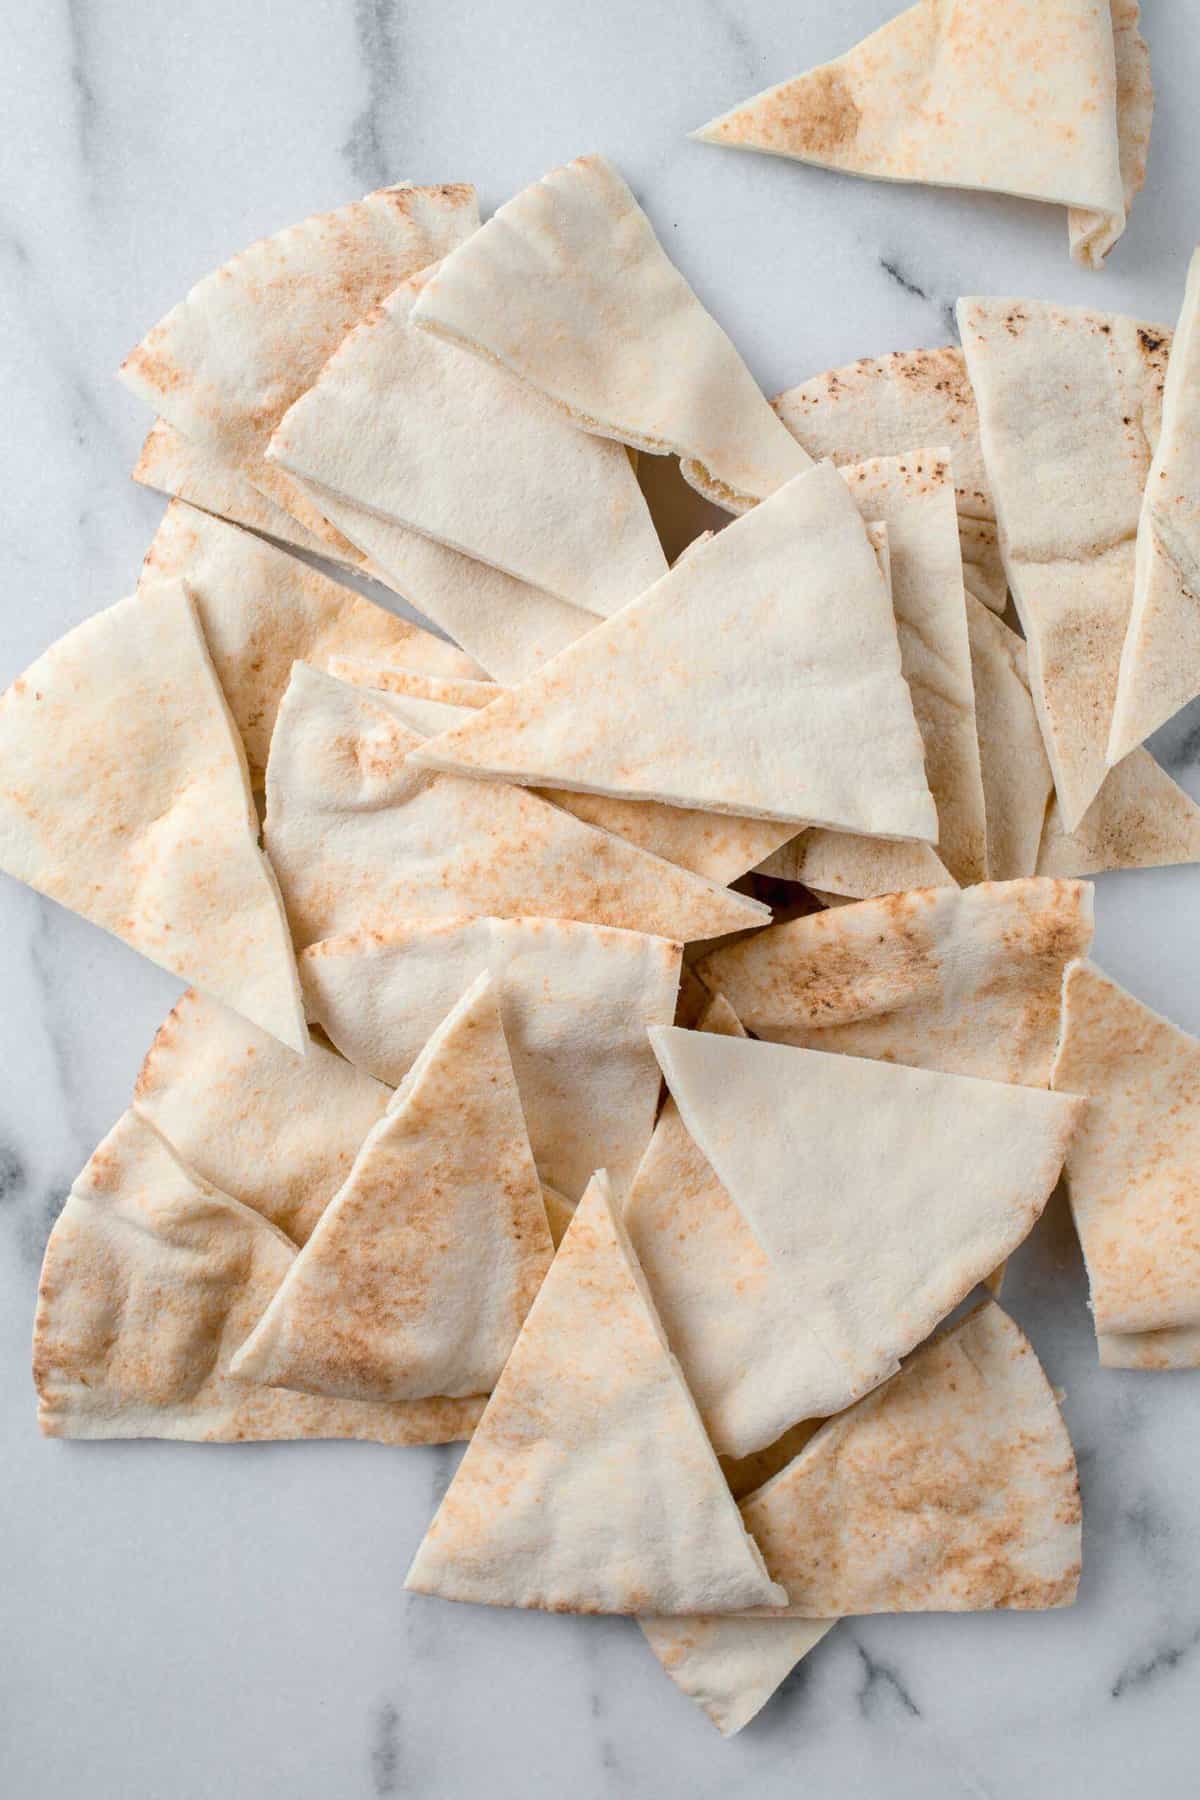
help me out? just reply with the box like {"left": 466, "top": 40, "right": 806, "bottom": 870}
{"left": 0, "top": 581, "right": 305, "bottom": 1051}
{"left": 736, "top": 1301, "right": 1081, "bottom": 1616}
{"left": 1037, "top": 748, "right": 1200, "bottom": 876}
{"left": 299, "top": 916, "right": 681, "bottom": 1201}
{"left": 959, "top": 297, "right": 1171, "bottom": 831}
{"left": 34, "top": 1110, "right": 481, "bottom": 1444}
{"left": 639, "top": 1614, "right": 834, "bottom": 1738}
{"left": 773, "top": 347, "right": 1007, "bottom": 612}
{"left": 1069, "top": 2, "right": 1154, "bottom": 268}
{"left": 759, "top": 832, "right": 954, "bottom": 897}
{"left": 405, "top": 1171, "right": 787, "bottom": 1614}
{"left": 412, "top": 462, "right": 935, "bottom": 840}
{"left": 627, "top": 996, "right": 824, "bottom": 1458}
{"left": 279, "top": 478, "right": 598, "bottom": 685}
{"left": 1051, "top": 961, "right": 1200, "bottom": 1345}
{"left": 649, "top": 1026, "right": 1081, "bottom": 1419}
{"left": 327, "top": 663, "right": 500, "bottom": 708}
{"left": 697, "top": 878, "right": 1094, "bottom": 1087}
{"left": 694, "top": 1, "right": 1126, "bottom": 267}
{"left": 1109, "top": 249, "right": 1200, "bottom": 761}
{"left": 408, "top": 153, "right": 810, "bottom": 514}
{"left": 119, "top": 183, "right": 479, "bottom": 558}
{"left": 267, "top": 271, "right": 666, "bottom": 616}
{"left": 1097, "top": 1325, "right": 1200, "bottom": 1371}
{"left": 140, "top": 502, "right": 478, "bottom": 783}
{"left": 231, "top": 974, "right": 552, "bottom": 1401}
{"left": 134, "top": 419, "right": 343, "bottom": 563}
{"left": 265, "top": 665, "right": 765, "bottom": 950}
{"left": 134, "top": 987, "right": 390, "bottom": 1246}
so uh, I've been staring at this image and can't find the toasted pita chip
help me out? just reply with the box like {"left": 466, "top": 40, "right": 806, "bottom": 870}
{"left": 231, "top": 975, "right": 552, "bottom": 1401}
{"left": 627, "top": 996, "right": 823, "bottom": 1457}
{"left": 649, "top": 1026, "right": 1081, "bottom": 1420}
{"left": 412, "top": 462, "right": 935, "bottom": 840}
{"left": 1051, "top": 961, "right": 1200, "bottom": 1343}
{"left": 1038, "top": 748, "right": 1200, "bottom": 876}
{"left": 1069, "top": 1, "right": 1153, "bottom": 267}
{"left": 697, "top": 879, "right": 1093, "bottom": 1087}
{"left": 1109, "top": 248, "right": 1200, "bottom": 760}
{"left": 736, "top": 1302, "right": 1081, "bottom": 1616}
{"left": 134, "top": 987, "right": 390, "bottom": 1246}
{"left": 140, "top": 502, "right": 478, "bottom": 783}
{"left": 773, "top": 347, "right": 1007, "bottom": 612}
{"left": 760, "top": 832, "right": 954, "bottom": 896}
{"left": 299, "top": 916, "right": 681, "bottom": 1201}
{"left": 408, "top": 153, "right": 810, "bottom": 514}
{"left": 327, "top": 663, "right": 500, "bottom": 707}
{"left": 405, "top": 1171, "right": 786, "bottom": 1614}
{"left": 639, "top": 1614, "right": 834, "bottom": 1738}
{"left": 959, "top": 297, "right": 1170, "bottom": 831}
{"left": 0, "top": 582, "right": 305, "bottom": 1051}
{"left": 134, "top": 420, "right": 344, "bottom": 562}
{"left": 34, "top": 1110, "right": 481, "bottom": 1443}
{"left": 695, "top": 1, "right": 1126, "bottom": 267}
{"left": 264, "top": 665, "right": 766, "bottom": 949}
{"left": 119, "top": 184, "right": 479, "bottom": 558}
{"left": 268, "top": 271, "right": 666, "bottom": 616}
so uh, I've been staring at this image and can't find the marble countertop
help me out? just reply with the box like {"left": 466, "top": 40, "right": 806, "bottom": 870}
{"left": 2, "top": 2, "right": 1199, "bottom": 1794}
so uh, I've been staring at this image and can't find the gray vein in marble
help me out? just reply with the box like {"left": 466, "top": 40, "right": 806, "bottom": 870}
{"left": 1111, "top": 1623, "right": 1200, "bottom": 1699}
{"left": 853, "top": 1639, "right": 921, "bottom": 1721}
{"left": 0, "top": 1142, "right": 26, "bottom": 1204}
{"left": 368, "top": 1698, "right": 402, "bottom": 1796}
{"left": 701, "top": 0, "right": 764, "bottom": 85}
{"left": 64, "top": 0, "right": 101, "bottom": 174}
{"left": 343, "top": 0, "right": 403, "bottom": 190}
{"left": 17, "top": 1183, "right": 68, "bottom": 1268}
{"left": 880, "top": 256, "right": 929, "bottom": 303}
{"left": 579, "top": 1622, "right": 625, "bottom": 1786}
{"left": 876, "top": 251, "right": 958, "bottom": 345}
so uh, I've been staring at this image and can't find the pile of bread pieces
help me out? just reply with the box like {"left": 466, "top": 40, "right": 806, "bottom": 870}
{"left": 11, "top": 66, "right": 1200, "bottom": 1737}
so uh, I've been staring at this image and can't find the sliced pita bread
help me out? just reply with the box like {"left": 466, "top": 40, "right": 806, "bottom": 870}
{"left": 697, "top": 878, "right": 1094, "bottom": 1087}
{"left": 1097, "top": 1325, "right": 1200, "bottom": 1371}
{"left": 408, "top": 153, "right": 810, "bottom": 513}
{"left": 1109, "top": 248, "right": 1200, "bottom": 760}
{"left": 267, "top": 271, "right": 666, "bottom": 616}
{"left": 134, "top": 419, "right": 343, "bottom": 563}
{"left": 0, "top": 582, "right": 305, "bottom": 1051}
{"left": 231, "top": 974, "right": 552, "bottom": 1401}
{"left": 119, "top": 183, "right": 479, "bottom": 558}
{"left": 299, "top": 916, "right": 681, "bottom": 1201}
{"left": 412, "top": 462, "right": 936, "bottom": 839}
{"left": 140, "top": 502, "right": 479, "bottom": 783}
{"left": 134, "top": 987, "right": 390, "bottom": 1246}
{"left": 649, "top": 1026, "right": 1082, "bottom": 1419}
{"left": 1037, "top": 748, "right": 1200, "bottom": 876}
{"left": 279, "top": 477, "right": 598, "bottom": 685}
{"left": 1069, "top": 1, "right": 1154, "bottom": 268}
{"left": 626, "top": 995, "right": 821, "bottom": 1458}
{"left": 759, "top": 832, "right": 953, "bottom": 897}
{"left": 327, "top": 663, "right": 500, "bottom": 708}
{"left": 1051, "top": 960, "right": 1200, "bottom": 1342}
{"left": 737, "top": 1302, "right": 1081, "bottom": 1616}
{"left": 694, "top": 1, "right": 1126, "bottom": 267}
{"left": 34, "top": 1110, "right": 481, "bottom": 1443}
{"left": 404, "top": 1171, "right": 787, "bottom": 1614}
{"left": 264, "top": 665, "right": 767, "bottom": 948}
{"left": 639, "top": 1614, "right": 834, "bottom": 1738}
{"left": 773, "top": 346, "right": 1007, "bottom": 612}
{"left": 958, "top": 296, "right": 1171, "bottom": 831}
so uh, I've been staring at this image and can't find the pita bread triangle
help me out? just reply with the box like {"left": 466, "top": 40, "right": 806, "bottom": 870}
{"left": 267, "top": 270, "right": 666, "bottom": 617}
{"left": 648, "top": 1025, "right": 1083, "bottom": 1419}
{"left": 140, "top": 501, "right": 479, "bottom": 784}
{"left": 736, "top": 1301, "right": 1082, "bottom": 1617}
{"left": 34, "top": 1109, "right": 482, "bottom": 1445}
{"left": 327, "top": 663, "right": 500, "bottom": 707}
{"left": 0, "top": 580, "right": 306, "bottom": 1051}
{"left": 404, "top": 1169, "right": 787, "bottom": 1614}
{"left": 408, "top": 152, "right": 810, "bottom": 513}
{"left": 958, "top": 296, "right": 1172, "bottom": 832}
{"left": 1069, "top": 1, "right": 1154, "bottom": 268}
{"left": 231, "top": 973, "right": 553, "bottom": 1401}
{"left": 411, "top": 461, "right": 937, "bottom": 840}
{"left": 1038, "top": 744, "right": 1200, "bottom": 876}
{"left": 695, "top": 878, "right": 1095, "bottom": 1088}
{"left": 694, "top": 1, "right": 1127, "bottom": 268}
{"left": 1051, "top": 960, "right": 1200, "bottom": 1348}
{"left": 772, "top": 346, "right": 1007, "bottom": 614}
{"left": 263, "top": 664, "right": 768, "bottom": 948}
{"left": 1109, "top": 247, "right": 1200, "bottom": 761}
{"left": 119, "top": 183, "right": 480, "bottom": 559}
{"left": 134, "top": 419, "right": 347, "bottom": 564}
{"left": 639, "top": 1613, "right": 834, "bottom": 1738}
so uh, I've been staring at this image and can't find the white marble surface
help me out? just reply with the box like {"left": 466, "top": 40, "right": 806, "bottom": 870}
{"left": 2, "top": 2, "right": 1199, "bottom": 1794}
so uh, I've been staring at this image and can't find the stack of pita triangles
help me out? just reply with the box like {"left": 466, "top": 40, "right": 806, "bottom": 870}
{"left": 232, "top": 973, "right": 554, "bottom": 1402}
{"left": 411, "top": 460, "right": 936, "bottom": 843}
{"left": 693, "top": 0, "right": 1149, "bottom": 268}
{"left": 406, "top": 1170, "right": 787, "bottom": 1615}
